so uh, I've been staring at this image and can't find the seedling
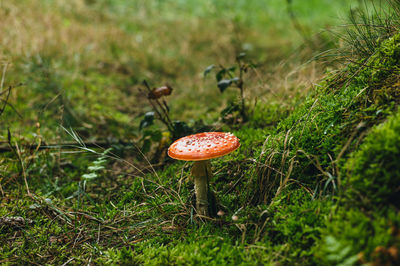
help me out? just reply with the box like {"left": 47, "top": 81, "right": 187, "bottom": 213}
{"left": 204, "top": 52, "right": 256, "bottom": 123}
{"left": 139, "top": 80, "right": 192, "bottom": 156}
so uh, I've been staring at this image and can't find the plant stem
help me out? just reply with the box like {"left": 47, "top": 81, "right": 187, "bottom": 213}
{"left": 191, "top": 160, "right": 212, "bottom": 216}
{"left": 142, "top": 80, "right": 174, "bottom": 133}
{"left": 238, "top": 62, "right": 247, "bottom": 122}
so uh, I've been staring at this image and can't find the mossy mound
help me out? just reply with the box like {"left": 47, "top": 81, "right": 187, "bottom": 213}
{"left": 316, "top": 206, "right": 400, "bottom": 265}
{"left": 250, "top": 33, "right": 400, "bottom": 205}
{"left": 344, "top": 109, "right": 400, "bottom": 208}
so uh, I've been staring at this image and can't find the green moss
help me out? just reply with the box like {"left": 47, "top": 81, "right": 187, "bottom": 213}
{"left": 251, "top": 33, "right": 400, "bottom": 204}
{"left": 316, "top": 206, "right": 400, "bottom": 265}
{"left": 260, "top": 189, "right": 333, "bottom": 263}
{"left": 344, "top": 108, "right": 400, "bottom": 208}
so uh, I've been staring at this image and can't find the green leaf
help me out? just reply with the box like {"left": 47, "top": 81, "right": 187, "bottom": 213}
{"left": 172, "top": 120, "right": 193, "bottom": 138}
{"left": 341, "top": 254, "right": 359, "bottom": 266}
{"left": 227, "top": 66, "right": 236, "bottom": 73}
{"left": 82, "top": 173, "right": 98, "bottom": 180}
{"left": 93, "top": 159, "right": 107, "bottom": 165}
{"left": 141, "top": 139, "right": 151, "bottom": 153}
{"left": 88, "top": 165, "right": 105, "bottom": 171}
{"left": 150, "top": 130, "right": 162, "bottom": 142}
{"left": 203, "top": 64, "right": 214, "bottom": 77}
{"left": 231, "top": 77, "right": 240, "bottom": 83}
{"left": 143, "top": 129, "right": 162, "bottom": 142}
{"left": 216, "top": 69, "right": 226, "bottom": 82}
{"left": 139, "top": 111, "right": 155, "bottom": 130}
{"left": 217, "top": 79, "right": 232, "bottom": 93}
{"left": 237, "top": 52, "right": 246, "bottom": 59}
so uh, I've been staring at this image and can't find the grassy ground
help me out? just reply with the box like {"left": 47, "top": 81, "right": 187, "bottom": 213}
{"left": 1, "top": 0, "right": 400, "bottom": 265}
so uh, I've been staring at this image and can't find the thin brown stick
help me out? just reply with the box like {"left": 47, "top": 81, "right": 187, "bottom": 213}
{"left": 14, "top": 141, "right": 31, "bottom": 196}
{"left": 0, "top": 141, "right": 135, "bottom": 153}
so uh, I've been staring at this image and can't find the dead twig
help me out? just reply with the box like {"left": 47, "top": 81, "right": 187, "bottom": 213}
{"left": 0, "top": 140, "right": 136, "bottom": 153}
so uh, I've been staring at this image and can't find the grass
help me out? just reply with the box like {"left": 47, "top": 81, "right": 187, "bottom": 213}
{"left": 1, "top": 0, "right": 357, "bottom": 138}
{"left": 1, "top": 0, "right": 400, "bottom": 264}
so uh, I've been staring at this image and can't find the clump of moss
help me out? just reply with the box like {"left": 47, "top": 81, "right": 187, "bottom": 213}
{"left": 315, "top": 206, "right": 400, "bottom": 265}
{"left": 261, "top": 189, "right": 333, "bottom": 263}
{"left": 344, "top": 109, "right": 400, "bottom": 208}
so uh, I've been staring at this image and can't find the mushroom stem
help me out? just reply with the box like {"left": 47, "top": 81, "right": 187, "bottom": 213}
{"left": 191, "top": 160, "right": 212, "bottom": 216}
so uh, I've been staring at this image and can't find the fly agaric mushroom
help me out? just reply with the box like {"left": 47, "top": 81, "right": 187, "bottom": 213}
{"left": 168, "top": 132, "right": 240, "bottom": 217}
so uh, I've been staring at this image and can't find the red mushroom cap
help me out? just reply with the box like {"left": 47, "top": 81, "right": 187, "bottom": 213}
{"left": 168, "top": 132, "right": 240, "bottom": 161}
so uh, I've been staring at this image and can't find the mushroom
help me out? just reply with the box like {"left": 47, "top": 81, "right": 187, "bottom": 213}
{"left": 168, "top": 132, "right": 240, "bottom": 217}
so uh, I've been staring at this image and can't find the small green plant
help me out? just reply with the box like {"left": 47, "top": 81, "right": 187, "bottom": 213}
{"left": 139, "top": 80, "right": 193, "bottom": 155}
{"left": 139, "top": 111, "right": 163, "bottom": 154}
{"left": 204, "top": 52, "right": 256, "bottom": 123}
{"left": 81, "top": 148, "right": 111, "bottom": 181}
{"left": 62, "top": 127, "right": 111, "bottom": 202}
{"left": 68, "top": 148, "right": 111, "bottom": 208}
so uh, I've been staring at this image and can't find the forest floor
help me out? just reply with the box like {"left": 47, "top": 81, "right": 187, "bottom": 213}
{"left": 1, "top": 0, "right": 400, "bottom": 265}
